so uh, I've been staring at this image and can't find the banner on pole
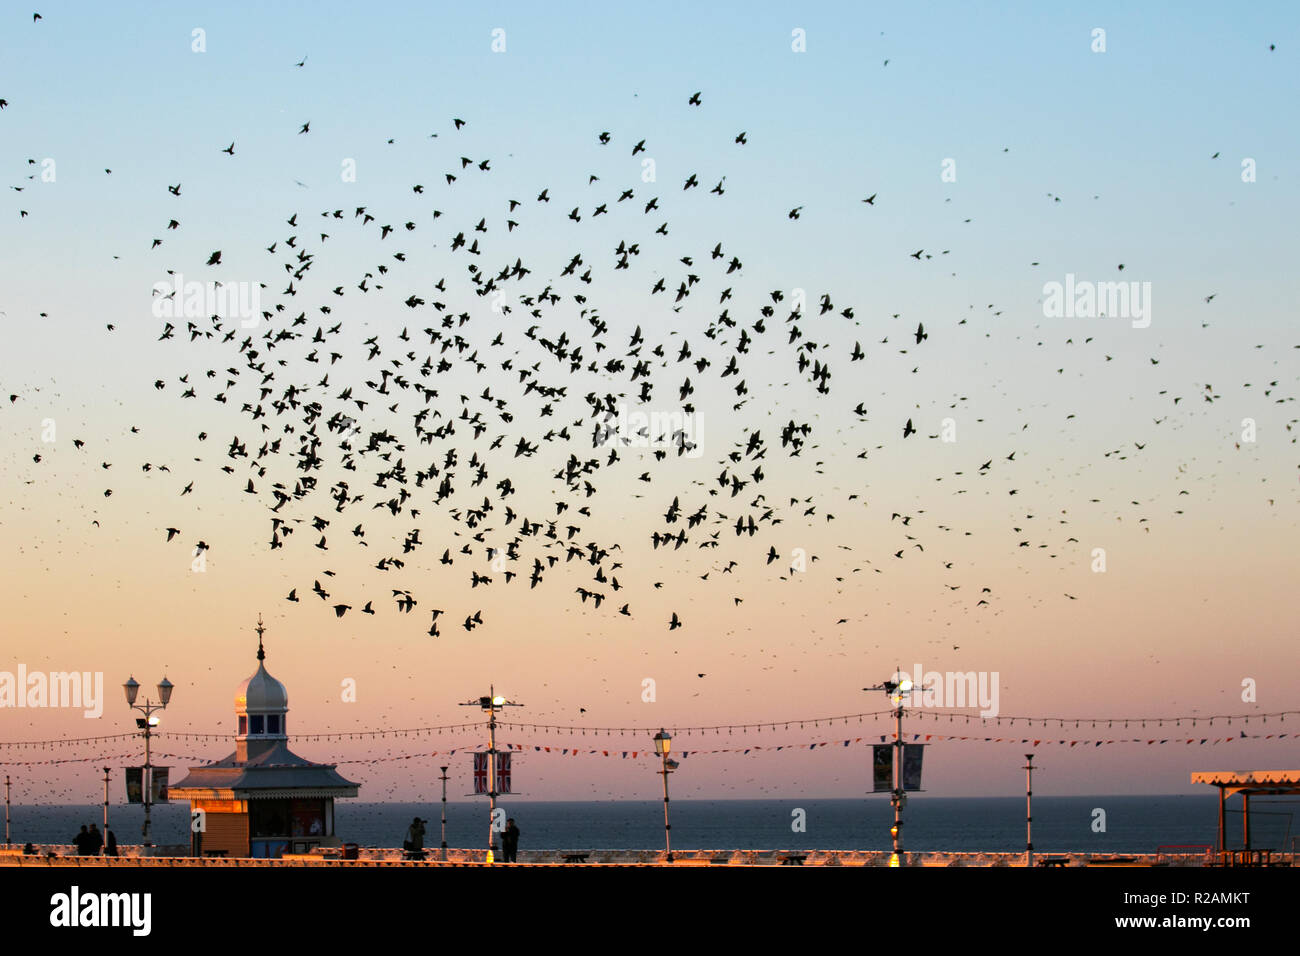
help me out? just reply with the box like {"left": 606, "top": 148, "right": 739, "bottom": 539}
{"left": 871, "top": 745, "right": 892, "bottom": 792}
{"left": 902, "top": 744, "right": 925, "bottom": 791}
{"left": 496, "top": 752, "right": 511, "bottom": 794}
{"left": 125, "top": 767, "right": 143, "bottom": 804}
{"left": 151, "top": 766, "right": 170, "bottom": 804}
{"left": 472, "top": 752, "right": 488, "bottom": 794}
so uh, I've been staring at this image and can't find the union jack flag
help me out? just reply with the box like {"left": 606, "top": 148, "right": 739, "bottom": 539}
{"left": 472, "top": 752, "right": 512, "bottom": 794}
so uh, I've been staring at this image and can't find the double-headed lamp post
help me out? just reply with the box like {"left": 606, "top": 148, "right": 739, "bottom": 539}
{"left": 653, "top": 730, "right": 679, "bottom": 863}
{"left": 123, "top": 675, "right": 173, "bottom": 849}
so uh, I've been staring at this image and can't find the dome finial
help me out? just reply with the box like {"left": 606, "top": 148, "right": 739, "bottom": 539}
{"left": 255, "top": 614, "right": 266, "bottom": 661}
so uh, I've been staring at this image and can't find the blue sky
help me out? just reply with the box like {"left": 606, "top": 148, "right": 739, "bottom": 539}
{"left": 1, "top": 2, "right": 1297, "bottom": 805}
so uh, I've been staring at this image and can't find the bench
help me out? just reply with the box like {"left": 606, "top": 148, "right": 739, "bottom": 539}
{"left": 1086, "top": 857, "right": 1141, "bottom": 867}
{"left": 561, "top": 853, "right": 589, "bottom": 864}
{"left": 779, "top": 854, "right": 808, "bottom": 866}
{"left": 1037, "top": 857, "right": 1070, "bottom": 867}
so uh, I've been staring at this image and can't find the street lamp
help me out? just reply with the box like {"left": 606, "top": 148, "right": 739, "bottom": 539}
{"left": 864, "top": 669, "right": 917, "bottom": 866}
{"left": 653, "top": 730, "right": 677, "bottom": 863}
{"left": 124, "top": 674, "right": 173, "bottom": 850}
{"left": 439, "top": 765, "right": 450, "bottom": 862}
{"left": 1024, "top": 754, "right": 1036, "bottom": 868}
{"left": 459, "top": 686, "right": 522, "bottom": 862}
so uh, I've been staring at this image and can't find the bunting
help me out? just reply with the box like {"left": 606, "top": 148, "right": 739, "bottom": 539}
{"left": 138, "top": 731, "right": 1288, "bottom": 767}
{"left": 4, "top": 705, "right": 1290, "bottom": 751}
{"left": 4, "top": 731, "right": 1292, "bottom": 770}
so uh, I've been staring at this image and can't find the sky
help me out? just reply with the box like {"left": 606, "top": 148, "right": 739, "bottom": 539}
{"left": 0, "top": 2, "right": 1297, "bottom": 812}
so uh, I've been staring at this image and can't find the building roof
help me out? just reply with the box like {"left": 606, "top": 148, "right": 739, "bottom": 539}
{"left": 169, "top": 740, "right": 359, "bottom": 800}
{"left": 1191, "top": 770, "right": 1300, "bottom": 795}
{"left": 236, "top": 660, "right": 288, "bottom": 716}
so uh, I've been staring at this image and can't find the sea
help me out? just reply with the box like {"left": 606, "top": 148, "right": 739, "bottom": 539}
{"left": 10, "top": 795, "right": 1296, "bottom": 852}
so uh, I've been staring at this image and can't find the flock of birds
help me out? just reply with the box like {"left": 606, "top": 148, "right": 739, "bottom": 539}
{"left": 3, "top": 13, "right": 1296, "bottom": 813}
{"left": 151, "top": 90, "right": 937, "bottom": 639}
{"left": 7, "top": 39, "right": 1296, "bottom": 655}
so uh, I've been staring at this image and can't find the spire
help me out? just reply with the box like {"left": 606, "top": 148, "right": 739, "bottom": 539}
{"left": 255, "top": 614, "right": 266, "bottom": 661}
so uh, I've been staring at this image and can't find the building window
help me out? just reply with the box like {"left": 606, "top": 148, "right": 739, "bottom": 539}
{"left": 251, "top": 801, "right": 290, "bottom": 838}
{"left": 267, "top": 714, "right": 280, "bottom": 734}
{"left": 238, "top": 715, "right": 247, "bottom": 735}
{"left": 250, "top": 715, "right": 265, "bottom": 735}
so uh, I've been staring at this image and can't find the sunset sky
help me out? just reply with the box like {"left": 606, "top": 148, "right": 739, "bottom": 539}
{"left": 1, "top": 2, "right": 1297, "bottom": 810}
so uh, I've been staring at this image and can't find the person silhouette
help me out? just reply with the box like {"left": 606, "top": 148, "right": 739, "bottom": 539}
{"left": 73, "top": 825, "right": 90, "bottom": 856}
{"left": 405, "top": 817, "right": 426, "bottom": 859}
{"left": 502, "top": 818, "right": 520, "bottom": 863}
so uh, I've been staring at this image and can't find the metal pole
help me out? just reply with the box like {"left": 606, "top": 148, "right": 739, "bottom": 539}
{"left": 1242, "top": 792, "right": 1251, "bottom": 854}
{"left": 1217, "top": 786, "right": 1225, "bottom": 857}
{"left": 440, "top": 765, "right": 449, "bottom": 862}
{"left": 661, "top": 756, "right": 672, "bottom": 862}
{"left": 4, "top": 775, "right": 10, "bottom": 846}
{"left": 143, "top": 712, "right": 152, "bottom": 848}
{"left": 103, "top": 767, "right": 110, "bottom": 834}
{"left": 892, "top": 698, "right": 903, "bottom": 863}
{"left": 488, "top": 690, "right": 498, "bottom": 861}
{"left": 1024, "top": 754, "right": 1035, "bottom": 867}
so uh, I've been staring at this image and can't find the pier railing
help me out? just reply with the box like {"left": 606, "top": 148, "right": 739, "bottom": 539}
{"left": 0, "top": 845, "right": 1236, "bottom": 867}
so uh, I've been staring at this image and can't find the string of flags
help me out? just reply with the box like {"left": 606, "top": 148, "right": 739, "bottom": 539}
{"left": 7, "top": 727, "right": 1294, "bottom": 771}
{"left": 0, "top": 732, "right": 139, "bottom": 750}
{"left": 0, "top": 722, "right": 486, "bottom": 750}
{"left": 145, "top": 729, "right": 1296, "bottom": 768}
{"left": 2, "top": 708, "right": 1294, "bottom": 752}
{"left": 0, "top": 751, "right": 137, "bottom": 768}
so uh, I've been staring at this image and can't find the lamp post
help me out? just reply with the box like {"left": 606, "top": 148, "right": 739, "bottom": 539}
{"left": 124, "top": 675, "right": 173, "bottom": 850}
{"left": 102, "top": 767, "right": 111, "bottom": 835}
{"left": 653, "top": 729, "right": 678, "bottom": 863}
{"left": 1024, "top": 754, "right": 1036, "bottom": 868}
{"left": 4, "top": 775, "right": 10, "bottom": 846}
{"left": 460, "top": 687, "right": 521, "bottom": 862}
{"left": 439, "top": 765, "right": 449, "bottom": 862}
{"left": 864, "top": 671, "right": 915, "bottom": 866}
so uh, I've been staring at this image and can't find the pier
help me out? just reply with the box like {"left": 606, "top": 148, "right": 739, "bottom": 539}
{"left": 5, "top": 844, "right": 1284, "bottom": 867}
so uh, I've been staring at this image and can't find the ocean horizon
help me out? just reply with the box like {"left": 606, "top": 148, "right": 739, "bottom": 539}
{"left": 9, "top": 794, "right": 1293, "bottom": 854}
